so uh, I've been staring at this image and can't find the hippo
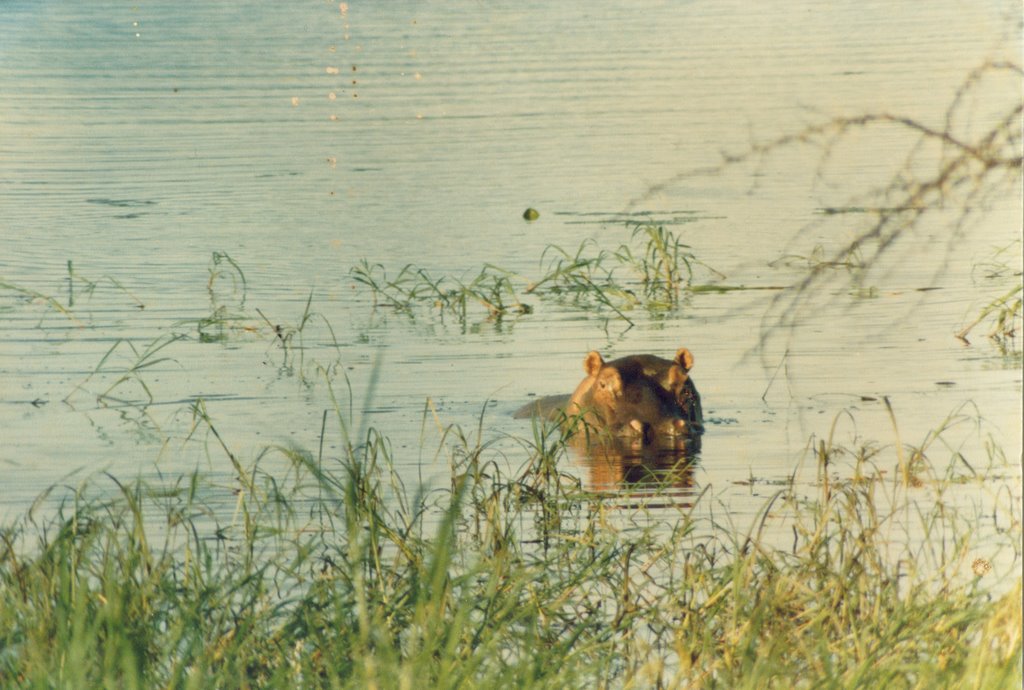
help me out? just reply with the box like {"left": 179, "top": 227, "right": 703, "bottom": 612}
{"left": 566, "top": 351, "right": 687, "bottom": 441}
{"left": 609, "top": 348, "right": 704, "bottom": 433}
{"left": 513, "top": 347, "right": 704, "bottom": 444}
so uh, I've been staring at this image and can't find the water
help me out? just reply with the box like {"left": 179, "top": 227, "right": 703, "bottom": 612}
{"left": 1, "top": 0, "right": 1020, "bottom": 553}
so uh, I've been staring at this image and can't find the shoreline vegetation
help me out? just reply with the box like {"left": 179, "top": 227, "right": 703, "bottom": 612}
{"left": 0, "top": 393, "right": 1019, "bottom": 688}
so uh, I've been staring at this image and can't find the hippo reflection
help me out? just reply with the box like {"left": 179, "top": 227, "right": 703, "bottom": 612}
{"left": 582, "top": 440, "right": 698, "bottom": 495}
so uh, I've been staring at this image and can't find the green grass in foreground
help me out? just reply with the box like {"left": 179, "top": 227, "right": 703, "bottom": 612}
{"left": 0, "top": 406, "right": 1019, "bottom": 689}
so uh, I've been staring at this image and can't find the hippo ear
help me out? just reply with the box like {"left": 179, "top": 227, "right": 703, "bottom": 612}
{"left": 598, "top": 366, "right": 621, "bottom": 390}
{"left": 583, "top": 351, "right": 605, "bottom": 376}
{"left": 666, "top": 364, "right": 688, "bottom": 395}
{"left": 675, "top": 347, "right": 695, "bottom": 372}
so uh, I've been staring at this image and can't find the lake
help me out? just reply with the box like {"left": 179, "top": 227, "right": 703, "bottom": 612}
{"left": 1, "top": 0, "right": 1020, "bottom": 558}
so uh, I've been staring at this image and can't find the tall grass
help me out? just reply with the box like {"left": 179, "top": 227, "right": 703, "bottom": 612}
{"left": 0, "top": 400, "right": 1018, "bottom": 689}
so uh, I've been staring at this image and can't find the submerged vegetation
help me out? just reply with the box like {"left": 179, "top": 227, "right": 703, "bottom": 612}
{"left": 0, "top": 398, "right": 1018, "bottom": 688}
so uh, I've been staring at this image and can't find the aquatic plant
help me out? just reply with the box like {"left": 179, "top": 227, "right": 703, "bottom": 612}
{"left": 64, "top": 333, "right": 184, "bottom": 409}
{"left": 351, "top": 260, "right": 531, "bottom": 326}
{"left": 615, "top": 223, "right": 726, "bottom": 308}
{"left": 1, "top": 260, "right": 149, "bottom": 326}
{"left": 352, "top": 222, "right": 726, "bottom": 330}
{"left": 0, "top": 278, "right": 78, "bottom": 325}
{"left": 435, "top": 264, "right": 533, "bottom": 323}
{"left": 196, "top": 251, "right": 251, "bottom": 343}
{"left": 527, "top": 238, "right": 640, "bottom": 323}
{"left": 254, "top": 291, "right": 347, "bottom": 380}
{"left": 957, "top": 240, "right": 1022, "bottom": 346}
{"left": 65, "top": 260, "right": 146, "bottom": 310}
{"left": 957, "top": 284, "right": 1022, "bottom": 345}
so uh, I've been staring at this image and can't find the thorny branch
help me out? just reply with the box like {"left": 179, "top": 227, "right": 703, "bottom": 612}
{"left": 637, "top": 60, "right": 1022, "bottom": 347}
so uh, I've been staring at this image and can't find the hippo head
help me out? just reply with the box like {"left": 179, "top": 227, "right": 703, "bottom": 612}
{"left": 573, "top": 351, "right": 687, "bottom": 438}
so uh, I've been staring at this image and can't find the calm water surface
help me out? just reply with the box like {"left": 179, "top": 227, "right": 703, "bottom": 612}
{"left": 1, "top": 1, "right": 1020, "bottom": 560}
